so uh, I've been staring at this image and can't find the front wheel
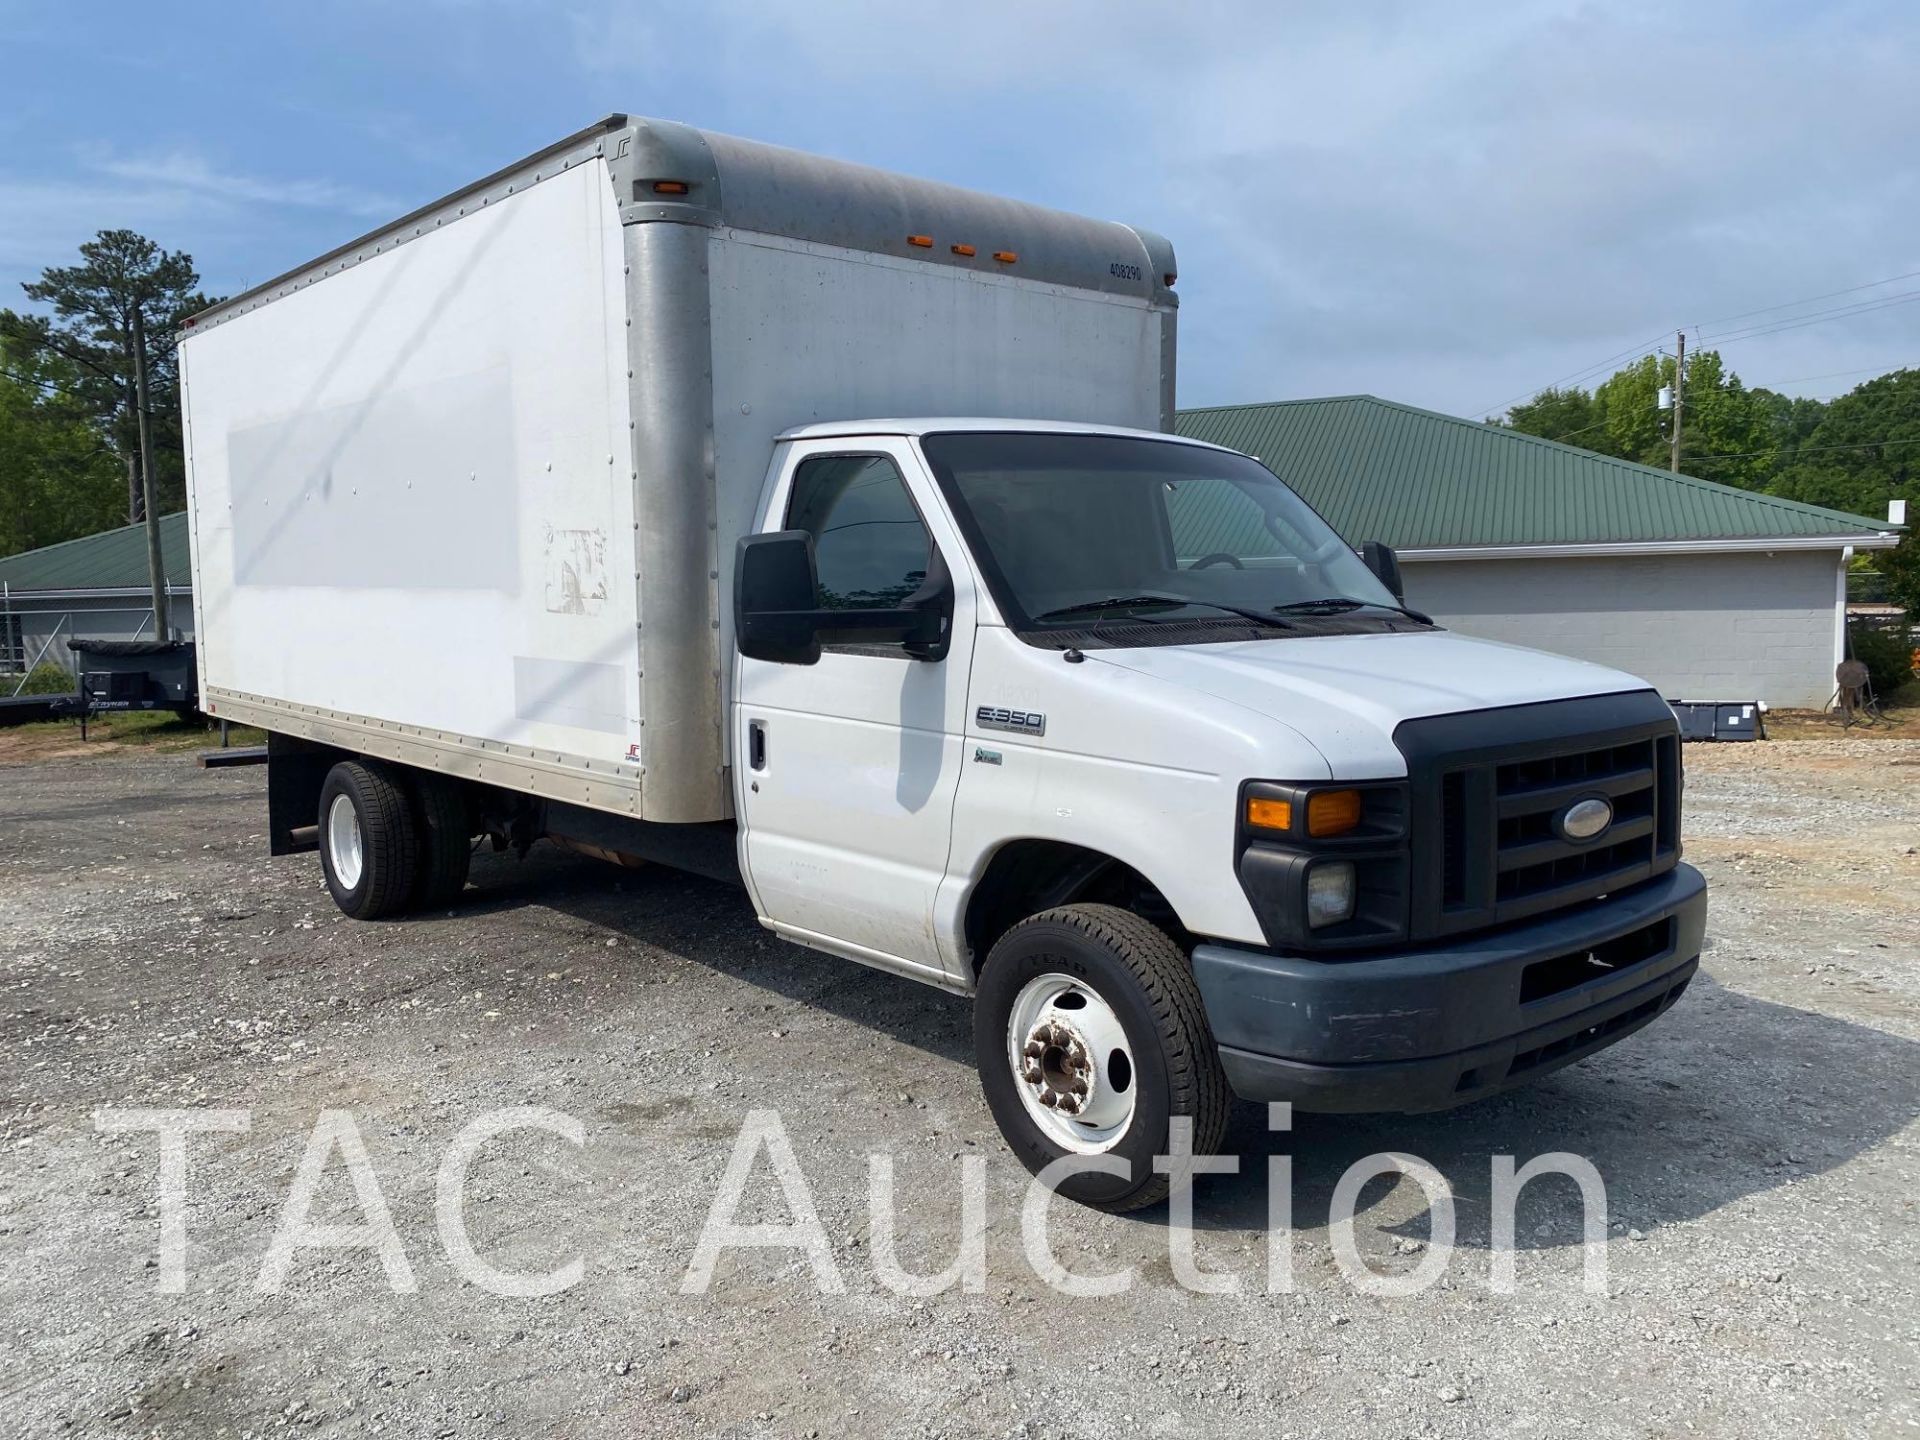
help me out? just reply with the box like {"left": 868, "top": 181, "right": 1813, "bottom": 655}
{"left": 974, "top": 904, "right": 1229, "bottom": 1212}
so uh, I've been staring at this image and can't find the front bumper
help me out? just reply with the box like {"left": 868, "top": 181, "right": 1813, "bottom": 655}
{"left": 1192, "top": 863, "right": 1707, "bottom": 1113}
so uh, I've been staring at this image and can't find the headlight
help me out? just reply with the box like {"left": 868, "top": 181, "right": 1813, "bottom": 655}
{"left": 1236, "top": 779, "right": 1410, "bottom": 949}
{"left": 1306, "top": 861, "right": 1357, "bottom": 927}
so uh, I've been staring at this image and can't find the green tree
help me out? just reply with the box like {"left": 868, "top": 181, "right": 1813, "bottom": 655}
{"left": 1592, "top": 354, "right": 1670, "bottom": 466}
{"left": 1879, "top": 534, "right": 1920, "bottom": 619}
{"left": 0, "top": 230, "right": 216, "bottom": 526}
{"left": 1666, "top": 351, "right": 1776, "bottom": 491}
{"left": 1750, "top": 387, "right": 1828, "bottom": 456}
{"left": 1765, "top": 369, "right": 1920, "bottom": 517}
{"left": 1500, "top": 386, "right": 1607, "bottom": 447}
{"left": 0, "top": 335, "right": 124, "bottom": 557}
{"left": 1505, "top": 349, "right": 1818, "bottom": 492}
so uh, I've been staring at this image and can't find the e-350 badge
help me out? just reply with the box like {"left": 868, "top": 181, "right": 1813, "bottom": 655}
{"left": 976, "top": 705, "right": 1045, "bottom": 737}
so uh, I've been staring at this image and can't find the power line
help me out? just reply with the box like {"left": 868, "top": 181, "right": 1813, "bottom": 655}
{"left": 1761, "top": 360, "right": 1917, "bottom": 387}
{"left": 1690, "top": 266, "right": 1920, "bottom": 330}
{"left": 1549, "top": 418, "right": 1612, "bottom": 443}
{"left": 1687, "top": 435, "right": 1920, "bottom": 465}
{"left": 1472, "top": 331, "right": 1671, "bottom": 419}
{"left": 0, "top": 364, "right": 73, "bottom": 397}
{"left": 1700, "top": 288, "right": 1920, "bottom": 346}
{"left": 1484, "top": 266, "right": 1920, "bottom": 420}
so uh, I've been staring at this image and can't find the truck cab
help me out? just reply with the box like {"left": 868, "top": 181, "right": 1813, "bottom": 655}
{"left": 725, "top": 418, "right": 1704, "bottom": 1208}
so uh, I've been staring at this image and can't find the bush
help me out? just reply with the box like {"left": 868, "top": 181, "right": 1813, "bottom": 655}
{"left": 1848, "top": 623, "right": 1915, "bottom": 699}
{"left": 12, "top": 660, "right": 76, "bottom": 696}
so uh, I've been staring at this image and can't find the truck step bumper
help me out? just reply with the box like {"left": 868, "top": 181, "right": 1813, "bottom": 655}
{"left": 1193, "top": 864, "right": 1707, "bottom": 1114}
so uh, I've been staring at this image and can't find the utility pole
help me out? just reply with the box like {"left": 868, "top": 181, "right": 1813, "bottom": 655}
{"left": 131, "top": 303, "right": 170, "bottom": 640}
{"left": 1669, "top": 328, "right": 1686, "bottom": 474}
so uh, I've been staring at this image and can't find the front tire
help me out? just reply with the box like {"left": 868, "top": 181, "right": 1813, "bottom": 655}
{"left": 974, "top": 904, "right": 1229, "bottom": 1212}
{"left": 318, "top": 760, "right": 419, "bottom": 920}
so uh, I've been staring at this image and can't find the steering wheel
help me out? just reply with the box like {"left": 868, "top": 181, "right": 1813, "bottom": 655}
{"left": 1189, "top": 552, "right": 1245, "bottom": 570}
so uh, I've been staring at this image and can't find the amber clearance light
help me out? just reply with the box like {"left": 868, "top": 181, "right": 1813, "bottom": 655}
{"left": 1306, "top": 789, "right": 1363, "bottom": 837}
{"left": 1245, "top": 796, "right": 1293, "bottom": 832}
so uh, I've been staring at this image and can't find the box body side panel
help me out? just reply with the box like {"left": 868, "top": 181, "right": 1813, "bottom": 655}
{"left": 704, "top": 228, "right": 1171, "bottom": 728}
{"left": 180, "top": 162, "right": 645, "bottom": 800}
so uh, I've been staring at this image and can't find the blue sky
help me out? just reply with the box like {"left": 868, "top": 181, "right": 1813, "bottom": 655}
{"left": 3, "top": 1, "right": 1917, "bottom": 417}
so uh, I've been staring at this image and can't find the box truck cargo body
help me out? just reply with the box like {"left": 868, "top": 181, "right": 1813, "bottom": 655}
{"left": 183, "top": 117, "right": 1705, "bottom": 1211}
{"left": 182, "top": 115, "right": 1176, "bottom": 824}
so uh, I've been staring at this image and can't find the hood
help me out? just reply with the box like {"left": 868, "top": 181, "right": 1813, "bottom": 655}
{"left": 1091, "top": 629, "right": 1651, "bottom": 777}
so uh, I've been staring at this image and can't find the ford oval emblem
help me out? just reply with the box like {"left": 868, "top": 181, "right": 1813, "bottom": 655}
{"left": 1558, "top": 796, "right": 1614, "bottom": 843}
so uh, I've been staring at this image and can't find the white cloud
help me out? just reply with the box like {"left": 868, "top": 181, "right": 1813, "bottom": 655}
{"left": 83, "top": 149, "right": 402, "bottom": 219}
{"left": 560, "top": 0, "right": 1920, "bottom": 412}
{"left": 12, "top": 1, "right": 1912, "bottom": 414}
{"left": 0, "top": 176, "right": 211, "bottom": 283}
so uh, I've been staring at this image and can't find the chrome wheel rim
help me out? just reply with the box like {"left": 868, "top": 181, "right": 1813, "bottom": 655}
{"left": 1006, "top": 972, "right": 1137, "bottom": 1153}
{"left": 325, "top": 793, "right": 364, "bottom": 890}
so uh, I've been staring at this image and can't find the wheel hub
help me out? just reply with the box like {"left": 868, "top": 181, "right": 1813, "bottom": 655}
{"left": 1020, "top": 1016, "right": 1096, "bottom": 1116}
{"left": 326, "top": 793, "right": 364, "bottom": 890}
{"left": 1004, "top": 973, "right": 1137, "bottom": 1153}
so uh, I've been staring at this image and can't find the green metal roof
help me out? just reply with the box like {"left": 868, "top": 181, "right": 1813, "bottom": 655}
{"left": 0, "top": 513, "right": 189, "bottom": 592}
{"left": 1174, "top": 395, "right": 1893, "bottom": 550}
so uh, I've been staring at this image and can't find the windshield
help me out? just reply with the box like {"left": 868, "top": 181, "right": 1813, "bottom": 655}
{"left": 918, "top": 431, "right": 1407, "bottom": 636}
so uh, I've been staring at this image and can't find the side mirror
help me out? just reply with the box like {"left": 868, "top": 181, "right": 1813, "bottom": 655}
{"left": 1362, "top": 540, "right": 1405, "bottom": 602}
{"left": 735, "top": 531, "right": 953, "bottom": 666}
{"left": 737, "top": 530, "right": 825, "bottom": 665}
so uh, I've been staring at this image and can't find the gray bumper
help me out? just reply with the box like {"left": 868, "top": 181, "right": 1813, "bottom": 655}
{"left": 1192, "top": 864, "right": 1707, "bottom": 1113}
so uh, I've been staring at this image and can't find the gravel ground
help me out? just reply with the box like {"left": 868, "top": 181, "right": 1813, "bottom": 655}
{"left": 2, "top": 737, "right": 1917, "bottom": 1438}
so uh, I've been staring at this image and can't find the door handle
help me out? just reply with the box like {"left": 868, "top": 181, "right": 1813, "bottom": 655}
{"left": 748, "top": 720, "right": 768, "bottom": 772}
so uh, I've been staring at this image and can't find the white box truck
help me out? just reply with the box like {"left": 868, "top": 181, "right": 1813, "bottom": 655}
{"left": 181, "top": 115, "right": 1706, "bottom": 1210}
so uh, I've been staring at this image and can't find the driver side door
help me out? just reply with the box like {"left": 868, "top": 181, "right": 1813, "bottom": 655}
{"left": 734, "top": 439, "right": 978, "bottom": 984}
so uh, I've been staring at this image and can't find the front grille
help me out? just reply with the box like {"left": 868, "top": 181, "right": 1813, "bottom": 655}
{"left": 1439, "top": 731, "right": 1679, "bottom": 927}
{"left": 1440, "top": 770, "right": 1469, "bottom": 906}
{"left": 1399, "top": 693, "right": 1682, "bottom": 942}
{"left": 1518, "top": 917, "right": 1673, "bottom": 1003}
{"left": 1494, "top": 738, "right": 1659, "bottom": 910}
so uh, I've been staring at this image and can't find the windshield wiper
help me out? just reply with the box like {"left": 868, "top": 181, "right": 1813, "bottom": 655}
{"left": 1272, "top": 597, "right": 1434, "bottom": 625}
{"left": 1035, "top": 595, "right": 1294, "bottom": 628}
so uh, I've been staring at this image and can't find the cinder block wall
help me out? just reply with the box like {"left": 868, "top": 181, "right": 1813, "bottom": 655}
{"left": 1403, "top": 550, "right": 1840, "bottom": 708}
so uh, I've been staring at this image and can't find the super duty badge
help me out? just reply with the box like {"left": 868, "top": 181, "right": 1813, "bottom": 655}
{"left": 976, "top": 705, "right": 1046, "bottom": 737}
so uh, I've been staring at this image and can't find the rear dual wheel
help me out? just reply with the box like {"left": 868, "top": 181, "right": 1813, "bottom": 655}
{"left": 318, "top": 760, "right": 471, "bottom": 919}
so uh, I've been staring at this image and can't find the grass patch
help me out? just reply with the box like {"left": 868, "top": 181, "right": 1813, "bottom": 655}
{"left": 1765, "top": 678, "right": 1920, "bottom": 739}
{"left": 5, "top": 661, "right": 79, "bottom": 696}
{"left": 2, "top": 710, "right": 268, "bottom": 756}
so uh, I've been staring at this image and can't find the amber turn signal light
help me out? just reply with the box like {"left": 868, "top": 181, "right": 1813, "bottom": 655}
{"left": 1245, "top": 796, "right": 1293, "bottom": 832}
{"left": 651, "top": 180, "right": 690, "bottom": 195}
{"left": 1306, "top": 789, "right": 1363, "bottom": 837}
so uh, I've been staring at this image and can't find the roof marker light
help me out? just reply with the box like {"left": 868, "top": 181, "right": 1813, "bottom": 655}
{"left": 907, "top": 234, "right": 934, "bottom": 248}
{"left": 992, "top": 250, "right": 1018, "bottom": 264}
{"left": 951, "top": 243, "right": 976, "bottom": 257}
